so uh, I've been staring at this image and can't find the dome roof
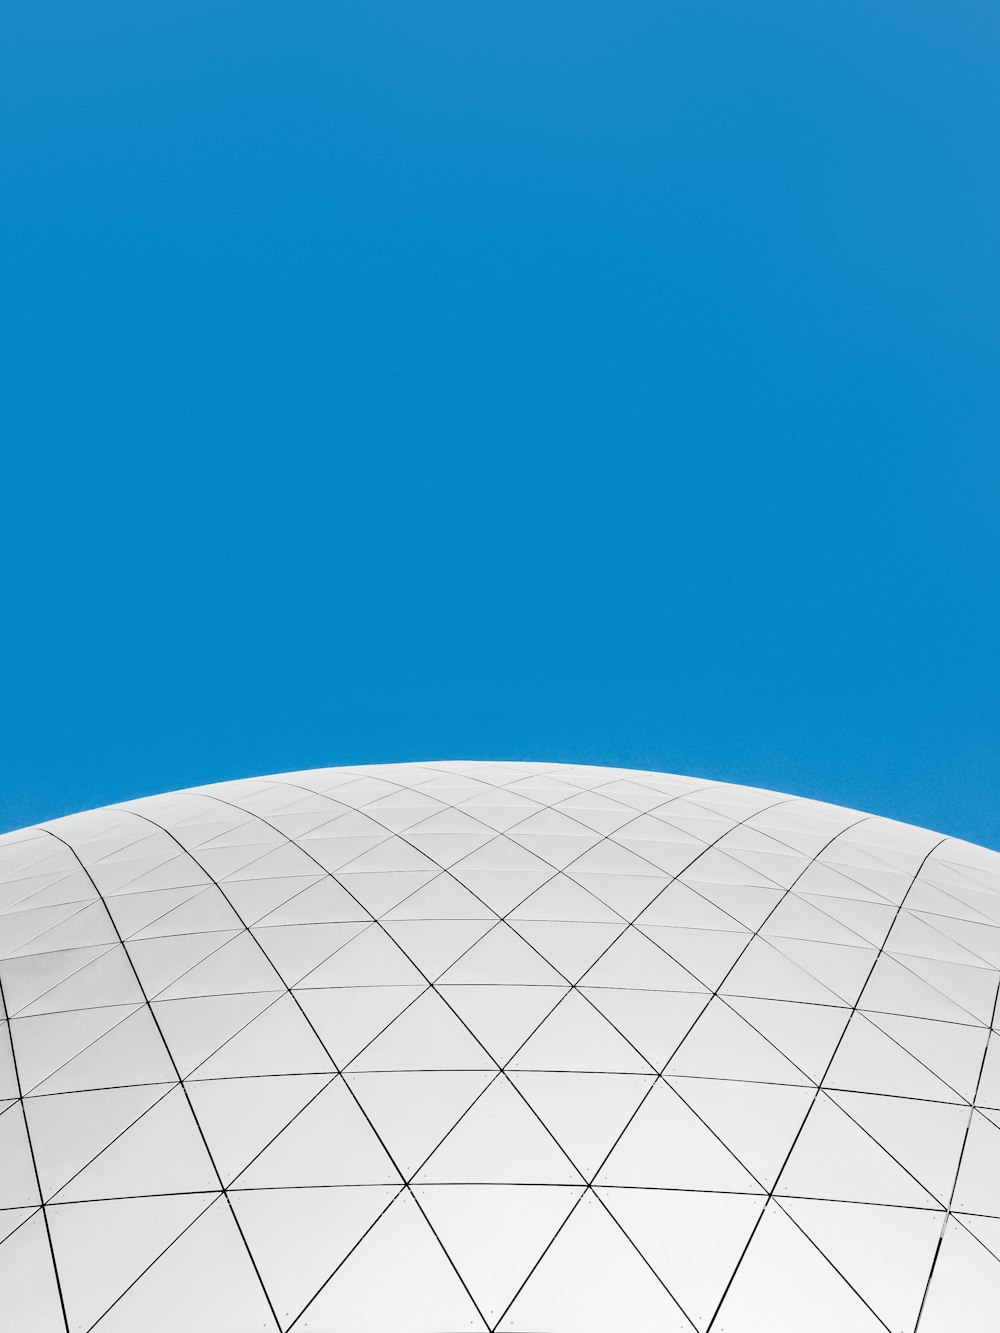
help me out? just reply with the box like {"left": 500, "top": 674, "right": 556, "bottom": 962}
{"left": 2, "top": 761, "right": 999, "bottom": 1331}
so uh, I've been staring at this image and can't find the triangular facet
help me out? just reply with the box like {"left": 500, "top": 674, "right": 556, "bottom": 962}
{"left": 866, "top": 1012, "right": 988, "bottom": 1102}
{"left": 0, "top": 943, "right": 115, "bottom": 1016}
{"left": 637, "top": 926, "right": 752, "bottom": 989}
{"left": 829, "top": 1089, "right": 969, "bottom": 1206}
{"left": 296, "top": 926, "right": 425, "bottom": 987}
{"left": 230, "top": 1183, "right": 401, "bottom": 1325}
{"left": 761, "top": 892, "right": 872, "bottom": 947}
{"left": 24, "top": 1083, "right": 171, "bottom": 1200}
{"left": 12, "top": 1005, "right": 140, "bottom": 1093}
{"left": 297, "top": 984, "right": 425, "bottom": 1068}
{"left": 509, "top": 1071, "right": 654, "bottom": 1178}
{"left": 382, "top": 919, "right": 495, "bottom": 980}
{"left": 234, "top": 1075, "right": 401, "bottom": 1187}
{"left": 899, "top": 955, "right": 998, "bottom": 1025}
{"left": 338, "top": 870, "right": 441, "bottom": 918}
{"left": 415, "top": 1183, "right": 583, "bottom": 1324}
{"left": 825, "top": 1013, "right": 965, "bottom": 1102}
{"left": 152, "top": 993, "right": 277, "bottom": 1079}
{"left": 436, "top": 984, "right": 567, "bottom": 1067}
{"left": 382, "top": 874, "right": 495, "bottom": 921}
{"left": 438, "top": 924, "right": 564, "bottom": 986}
{"left": 713, "top": 1199, "right": 886, "bottom": 1332}
{"left": 496, "top": 1190, "right": 691, "bottom": 1332}
{"left": 665, "top": 998, "right": 811, "bottom": 1085}
{"left": 636, "top": 881, "right": 744, "bottom": 931}
{"left": 775, "top": 1092, "right": 939, "bottom": 1207}
{"left": 252, "top": 875, "right": 370, "bottom": 927}
{"left": 54, "top": 1084, "right": 217, "bottom": 1201}
{"left": 223, "top": 873, "right": 331, "bottom": 925}
{"left": 154, "top": 931, "right": 280, "bottom": 999}
{"left": 860, "top": 955, "right": 978, "bottom": 1024}
{"left": 47, "top": 1192, "right": 211, "bottom": 1332}
{"left": 582, "top": 987, "right": 709, "bottom": 1070}
{"left": 722, "top": 937, "right": 845, "bottom": 1005}
{"left": 596, "top": 1079, "right": 762, "bottom": 1192}
{"left": 190, "top": 993, "right": 335, "bottom": 1080}
{"left": 510, "top": 991, "right": 653, "bottom": 1074}
{"left": 599, "top": 1186, "right": 766, "bottom": 1330}
{"left": 918, "top": 1215, "right": 1000, "bottom": 1333}
{"left": 771, "top": 938, "right": 877, "bottom": 1006}
{"left": 19, "top": 946, "right": 143, "bottom": 1017}
{"left": 511, "top": 921, "right": 625, "bottom": 984}
{"left": 35, "top": 1005, "right": 176, "bottom": 1095}
{"left": 782, "top": 1196, "right": 943, "bottom": 1332}
{"left": 725, "top": 996, "right": 849, "bottom": 1083}
{"left": 251, "top": 921, "right": 368, "bottom": 986}
{"left": 296, "top": 1189, "right": 488, "bottom": 1331}
{"left": 186, "top": 1073, "right": 335, "bottom": 1184}
{"left": 579, "top": 925, "right": 704, "bottom": 991}
{"left": 348, "top": 988, "right": 495, "bottom": 1072}
{"left": 508, "top": 875, "right": 624, "bottom": 923}
{"left": 346, "top": 1070, "right": 496, "bottom": 1177}
{"left": 415, "top": 1074, "right": 581, "bottom": 1185}
{"left": 93, "top": 1194, "right": 277, "bottom": 1332}
{"left": 667, "top": 1077, "right": 814, "bottom": 1189}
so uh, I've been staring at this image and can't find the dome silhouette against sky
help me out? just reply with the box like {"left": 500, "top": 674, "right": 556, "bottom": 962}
{"left": 2, "top": 760, "right": 1000, "bottom": 1331}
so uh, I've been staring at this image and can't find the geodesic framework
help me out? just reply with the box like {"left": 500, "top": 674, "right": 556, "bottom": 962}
{"left": 2, "top": 761, "right": 1000, "bottom": 1331}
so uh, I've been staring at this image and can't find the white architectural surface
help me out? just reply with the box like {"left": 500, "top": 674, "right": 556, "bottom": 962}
{"left": 2, "top": 760, "right": 1000, "bottom": 1331}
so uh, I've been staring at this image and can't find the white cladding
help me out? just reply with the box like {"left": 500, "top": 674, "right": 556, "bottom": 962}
{"left": 2, "top": 761, "right": 1000, "bottom": 1332}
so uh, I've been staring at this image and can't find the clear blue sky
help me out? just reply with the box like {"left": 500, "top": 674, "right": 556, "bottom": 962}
{"left": 2, "top": 1, "right": 998, "bottom": 847}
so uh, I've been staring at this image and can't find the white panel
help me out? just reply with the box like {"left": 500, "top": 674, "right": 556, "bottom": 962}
{"left": 2, "top": 761, "right": 1000, "bottom": 1329}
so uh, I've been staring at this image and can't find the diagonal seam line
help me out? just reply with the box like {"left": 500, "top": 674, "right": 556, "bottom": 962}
{"left": 913, "top": 961, "right": 1000, "bottom": 1328}
{"left": 487, "top": 798, "right": 804, "bottom": 1081}
{"left": 488, "top": 798, "right": 812, "bottom": 1333}
{"left": 10, "top": 1002, "right": 150, "bottom": 1098}
{"left": 269, "top": 771, "right": 727, "bottom": 885}
{"left": 550, "top": 812, "right": 874, "bottom": 1327}
{"left": 137, "top": 777, "right": 739, "bottom": 1323}
{"left": 109, "top": 806, "right": 492, "bottom": 1333}
{"left": 850, "top": 1010, "right": 976, "bottom": 1105}
{"left": 180, "top": 783, "right": 728, "bottom": 1077}
{"left": 0, "top": 899, "right": 101, "bottom": 969}
{"left": 769, "top": 1197, "right": 894, "bottom": 1332}
{"left": 41, "top": 1080, "right": 178, "bottom": 1204}
{"left": 0, "top": 967, "right": 71, "bottom": 1333}
{"left": 43, "top": 771, "right": 977, "bottom": 1332}
{"left": 37, "top": 826, "right": 283, "bottom": 1333}
{"left": 703, "top": 833, "right": 950, "bottom": 1332}
{"left": 85, "top": 1192, "right": 222, "bottom": 1332}
{"left": 5, "top": 943, "right": 119, "bottom": 1020}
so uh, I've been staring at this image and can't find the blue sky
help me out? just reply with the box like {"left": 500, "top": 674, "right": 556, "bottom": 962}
{"left": 2, "top": 1, "right": 998, "bottom": 846}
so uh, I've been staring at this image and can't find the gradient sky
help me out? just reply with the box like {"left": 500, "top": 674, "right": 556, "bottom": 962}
{"left": 2, "top": 1, "right": 999, "bottom": 847}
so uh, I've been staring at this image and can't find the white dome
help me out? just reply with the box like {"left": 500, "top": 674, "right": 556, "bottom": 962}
{"left": 2, "top": 760, "right": 1000, "bottom": 1332}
